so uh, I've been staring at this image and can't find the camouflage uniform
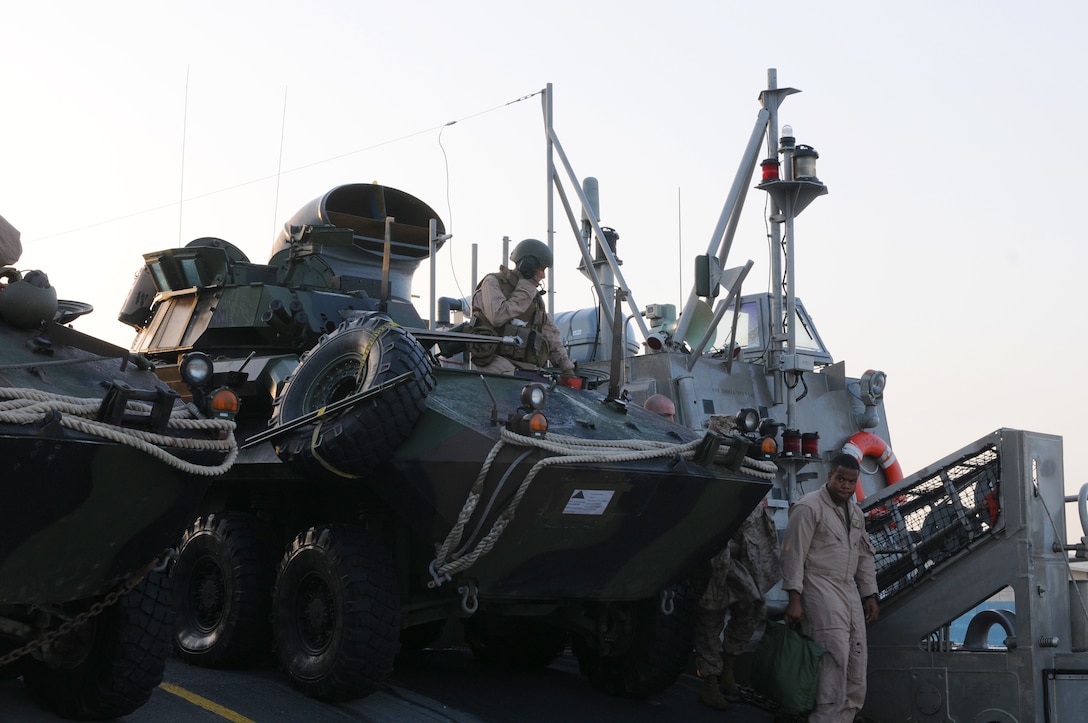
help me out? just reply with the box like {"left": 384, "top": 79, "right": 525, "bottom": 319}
{"left": 0, "top": 213, "right": 21, "bottom": 266}
{"left": 694, "top": 503, "right": 781, "bottom": 676}
{"left": 469, "top": 266, "right": 574, "bottom": 375}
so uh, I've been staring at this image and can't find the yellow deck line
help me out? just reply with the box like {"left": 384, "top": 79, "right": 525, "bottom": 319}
{"left": 159, "top": 682, "right": 257, "bottom": 723}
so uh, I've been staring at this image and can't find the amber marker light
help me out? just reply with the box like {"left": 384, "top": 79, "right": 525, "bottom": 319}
{"left": 209, "top": 388, "right": 240, "bottom": 419}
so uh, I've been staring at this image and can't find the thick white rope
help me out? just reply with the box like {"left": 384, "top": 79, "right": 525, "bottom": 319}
{"left": 0, "top": 386, "right": 238, "bottom": 476}
{"left": 429, "top": 428, "right": 772, "bottom": 584}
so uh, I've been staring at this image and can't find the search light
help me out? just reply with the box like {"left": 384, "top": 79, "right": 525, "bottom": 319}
{"left": 736, "top": 408, "right": 760, "bottom": 434}
{"left": 859, "top": 369, "right": 887, "bottom": 406}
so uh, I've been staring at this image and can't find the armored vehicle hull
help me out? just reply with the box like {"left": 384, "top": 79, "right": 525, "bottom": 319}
{"left": 0, "top": 281, "right": 237, "bottom": 719}
{"left": 122, "top": 178, "right": 773, "bottom": 703}
{"left": 384, "top": 368, "right": 767, "bottom": 602}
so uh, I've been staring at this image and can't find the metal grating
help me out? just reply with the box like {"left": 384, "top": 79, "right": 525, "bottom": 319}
{"left": 862, "top": 445, "right": 1002, "bottom": 602}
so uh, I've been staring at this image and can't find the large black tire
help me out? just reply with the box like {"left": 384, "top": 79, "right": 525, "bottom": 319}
{"left": 171, "top": 512, "right": 277, "bottom": 668}
{"left": 21, "top": 568, "right": 172, "bottom": 719}
{"left": 464, "top": 614, "right": 568, "bottom": 669}
{"left": 272, "top": 313, "right": 435, "bottom": 478}
{"left": 273, "top": 524, "right": 401, "bottom": 701}
{"left": 572, "top": 581, "right": 695, "bottom": 698}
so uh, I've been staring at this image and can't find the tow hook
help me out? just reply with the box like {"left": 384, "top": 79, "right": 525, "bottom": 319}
{"left": 660, "top": 587, "right": 675, "bottom": 616}
{"left": 153, "top": 548, "right": 177, "bottom": 572}
{"left": 459, "top": 580, "right": 479, "bottom": 615}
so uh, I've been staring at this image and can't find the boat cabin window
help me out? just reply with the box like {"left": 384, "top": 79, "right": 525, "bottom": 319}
{"left": 728, "top": 294, "right": 833, "bottom": 366}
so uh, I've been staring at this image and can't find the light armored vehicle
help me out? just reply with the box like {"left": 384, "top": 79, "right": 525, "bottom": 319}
{"left": 0, "top": 267, "right": 237, "bottom": 719}
{"left": 121, "top": 181, "right": 772, "bottom": 701}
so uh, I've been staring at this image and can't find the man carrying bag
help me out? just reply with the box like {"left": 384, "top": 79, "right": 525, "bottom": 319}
{"left": 779, "top": 453, "right": 880, "bottom": 722}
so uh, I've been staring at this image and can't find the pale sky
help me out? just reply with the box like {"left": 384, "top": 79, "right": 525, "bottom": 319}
{"left": 4, "top": 1, "right": 1087, "bottom": 509}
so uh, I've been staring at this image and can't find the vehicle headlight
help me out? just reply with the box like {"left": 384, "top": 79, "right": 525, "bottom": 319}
{"left": 520, "top": 383, "right": 547, "bottom": 411}
{"left": 180, "top": 352, "right": 214, "bottom": 387}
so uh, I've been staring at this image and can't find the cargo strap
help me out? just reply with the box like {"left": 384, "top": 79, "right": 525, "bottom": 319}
{"left": 305, "top": 321, "right": 405, "bottom": 479}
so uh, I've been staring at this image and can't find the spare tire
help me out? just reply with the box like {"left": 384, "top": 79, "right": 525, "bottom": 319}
{"left": 271, "top": 312, "right": 434, "bottom": 478}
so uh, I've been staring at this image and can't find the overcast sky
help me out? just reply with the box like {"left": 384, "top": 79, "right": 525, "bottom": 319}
{"left": 3, "top": 1, "right": 1087, "bottom": 506}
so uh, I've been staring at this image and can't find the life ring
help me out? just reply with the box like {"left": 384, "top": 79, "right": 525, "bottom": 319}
{"left": 271, "top": 312, "right": 435, "bottom": 478}
{"left": 842, "top": 431, "right": 904, "bottom": 500}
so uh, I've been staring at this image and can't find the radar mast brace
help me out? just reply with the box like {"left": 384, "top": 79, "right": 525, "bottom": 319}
{"left": 537, "top": 71, "right": 828, "bottom": 499}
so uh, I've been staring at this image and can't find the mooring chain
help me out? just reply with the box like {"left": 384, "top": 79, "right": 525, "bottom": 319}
{"left": 0, "top": 551, "right": 169, "bottom": 668}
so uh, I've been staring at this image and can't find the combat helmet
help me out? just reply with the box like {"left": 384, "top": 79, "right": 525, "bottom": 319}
{"left": 0, "top": 269, "right": 58, "bottom": 329}
{"left": 510, "top": 238, "right": 552, "bottom": 269}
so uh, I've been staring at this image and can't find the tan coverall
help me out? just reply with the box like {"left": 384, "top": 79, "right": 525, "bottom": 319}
{"left": 470, "top": 266, "right": 574, "bottom": 375}
{"left": 694, "top": 504, "right": 780, "bottom": 675}
{"left": 780, "top": 485, "right": 878, "bottom": 723}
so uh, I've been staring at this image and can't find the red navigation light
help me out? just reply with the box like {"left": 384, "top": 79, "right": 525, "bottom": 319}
{"left": 781, "top": 428, "right": 802, "bottom": 457}
{"left": 760, "top": 158, "right": 781, "bottom": 181}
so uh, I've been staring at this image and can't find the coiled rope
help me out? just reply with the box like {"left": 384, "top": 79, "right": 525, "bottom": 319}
{"left": 428, "top": 428, "right": 775, "bottom": 586}
{"left": 0, "top": 386, "right": 238, "bottom": 476}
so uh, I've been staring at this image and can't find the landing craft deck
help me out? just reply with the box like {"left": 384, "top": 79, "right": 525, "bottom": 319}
{"left": 0, "top": 651, "right": 781, "bottom": 722}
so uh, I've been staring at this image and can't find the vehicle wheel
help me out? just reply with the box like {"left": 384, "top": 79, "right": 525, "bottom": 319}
{"left": 274, "top": 524, "right": 401, "bottom": 701}
{"left": 21, "top": 568, "right": 172, "bottom": 719}
{"left": 171, "top": 512, "right": 277, "bottom": 668}
{"left": 464, "top": 614, "right": 568, "bottom": 669}
{"left": 272, "top": 312, "right": 435, "bottom": 478}
{"left": 572, "top": 581, "right": 695, "bottom": 698}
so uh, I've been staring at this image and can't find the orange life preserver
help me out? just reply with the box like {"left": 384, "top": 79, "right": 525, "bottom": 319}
{"left": 842, "top": 430, "right": 904, "bottom": 500}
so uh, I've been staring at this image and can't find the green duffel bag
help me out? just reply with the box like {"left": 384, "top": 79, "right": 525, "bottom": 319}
{"left": 751, "top": 620, "right": 827, "bottom": 715}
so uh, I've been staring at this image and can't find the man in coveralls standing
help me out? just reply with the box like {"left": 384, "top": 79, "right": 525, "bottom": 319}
{"left": 781, "top": 452, "right": 880, "bottom": 722}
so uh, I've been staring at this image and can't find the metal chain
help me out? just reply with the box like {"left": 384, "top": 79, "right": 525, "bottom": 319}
{"left": 0, "top": 550, "right": 170, "bottom": 668}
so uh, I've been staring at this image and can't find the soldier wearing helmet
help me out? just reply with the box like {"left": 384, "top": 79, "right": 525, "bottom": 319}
{"left": 468, "top": 238, "right": 575, "bottom": 376}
